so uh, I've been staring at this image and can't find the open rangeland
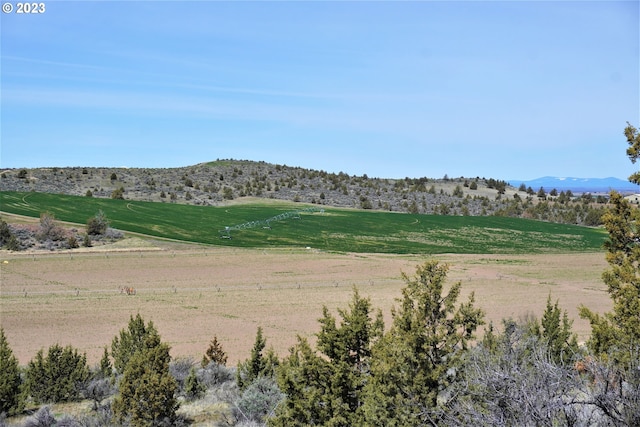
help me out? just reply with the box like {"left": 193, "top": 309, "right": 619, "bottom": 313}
{"left": 1, "top": 239, "right": 611, "bottom": 366}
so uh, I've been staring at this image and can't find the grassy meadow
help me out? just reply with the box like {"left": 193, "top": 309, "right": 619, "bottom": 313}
{"left": 0, "top": 191, "right": 606, "bottom": 254}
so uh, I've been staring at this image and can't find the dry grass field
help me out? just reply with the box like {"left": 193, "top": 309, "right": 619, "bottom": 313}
{"left": 1, "top": 237, "right": 611, "bottom": 366}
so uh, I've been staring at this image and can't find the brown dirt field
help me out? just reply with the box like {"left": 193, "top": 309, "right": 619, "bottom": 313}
{"left": 0, "top": 243, "right": 611, "bottom": 366}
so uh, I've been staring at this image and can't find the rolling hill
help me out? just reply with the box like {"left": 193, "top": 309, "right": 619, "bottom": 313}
{"left": 0, "top": 160, "right": 613, "bottom": 227}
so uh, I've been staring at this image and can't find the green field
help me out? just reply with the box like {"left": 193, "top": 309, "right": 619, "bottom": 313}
{"left": 0, "top": 191, "right": 607, "bottom": 254}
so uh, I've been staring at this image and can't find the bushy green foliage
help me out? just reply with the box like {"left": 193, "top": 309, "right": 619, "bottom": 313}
{"left": 624, "top": 121, "right": 640, "bottom": 184}
{"left": 0, "top": 219, "right": 20, "bottom": 251}
{"left": 86, "top": 210, "right": 109, "bottom": 235}
{"left": 97, "top": 346, "right": 112, "bottom": 379}
{"left": 0, "top": 329, "right": 24, "bottom": 415}
{"left": 67, "top": 235, "right": 79, "bottom": 249}
{"left": 237, "top": 327, "right": 278, "bottom": 391}
{"left": 112, "top": 317, "right": 178, "bottom": 426}
{"left": 270, "top": 289, "right": 383, "bottom": 426}
{"left": 538, "top": 295, "right": 579, "bottom": 365}
{"left": 581, "top": 191, "right": 640, "bottom": 366}
{"left": 579, "top": 124, "right": 640, "bottom": 366}
{"left": 361, "top": 261, "right": 484, "bottom": 426}
{"left": 111, "top": 313, "right": 159, "bottom": 374}
{"left": 183, "top": 368, "right": 205, "bottom": 401}
{"left": 111, "top": 187, "right": 124, "bottom": 200}
{"left": 0, "top": 220, "right": 12, "bottom": 246}
{"left": 25, "top": 344, "right": 89, "bottom": 404}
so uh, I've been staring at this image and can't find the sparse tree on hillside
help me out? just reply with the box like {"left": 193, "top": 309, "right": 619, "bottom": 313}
{"left": 222, "top": 187, "right": 234, "bottom": 200}
{"left": 111, "top": 186, "right": 124, "bottom": 200}
{"left": 537, "top": 187, "right": 547, "bottom": 199}
{"left": 81, "top": 346, "right": 116, "bottom": 411}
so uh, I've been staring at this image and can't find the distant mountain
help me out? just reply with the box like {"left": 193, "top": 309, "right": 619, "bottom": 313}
{"left": 508, "top": 177, "right": 640, "bottom": 194}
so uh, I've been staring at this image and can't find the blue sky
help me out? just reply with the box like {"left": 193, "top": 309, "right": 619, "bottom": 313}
{"left": 1, "top": 1, "right": 638, "bottom": 180}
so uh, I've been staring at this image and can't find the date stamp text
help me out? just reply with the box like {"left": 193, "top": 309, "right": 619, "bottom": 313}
{"left": 3, "top": 2, "right": 46, "bottom": 14}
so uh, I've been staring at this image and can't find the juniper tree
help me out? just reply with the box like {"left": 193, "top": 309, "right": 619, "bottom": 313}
{"left": 111, "top": 313, "right": 159, "bottom": 374}
{"left": 270, "top": 288, "right": 384, "bottom": 426}
{"left": 575, "top": 122, "right": 640, "bottom": 425}
{"left": 528, "top": 295, "right": 579, "bottom": 365}
{"left": 25, "top": 344, "right": 89, "bottom": 403}
{"left": 0, "top": 220, "right": 14, "bottom": 247}
{"left": 237, "top": 327, "right": 278, "bottom": 391}
{"left": 183, "top": 367, "right": 205, "bottom": 401}
{"left": 362, "top": 260, "right": 484, "bottom": 426}
{"left": 579, "top": 122, "right": 640, "bottom": 366}
{"left": 0, "top": 328, "right": 23, "bottom": 415}
{"left": 98, "top": 346, "right": 112, "bottom": 379}
{"left": 201, "top": 335, "right": 228, "bottom": 367}
{"left": 112, "top": 321, "right": 178, "bottom": 426}
{"left": 86, "top": 210, "right": 109, "bottom": 236}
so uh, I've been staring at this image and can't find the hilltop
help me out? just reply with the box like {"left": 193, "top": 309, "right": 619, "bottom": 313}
{"left": 0, "top": 159, "right": 609, "bottom": 225}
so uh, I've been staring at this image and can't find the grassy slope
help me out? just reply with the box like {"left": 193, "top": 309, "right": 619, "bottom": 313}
{"left": 0, "top": 191, "right": 606, "bottom": 254}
